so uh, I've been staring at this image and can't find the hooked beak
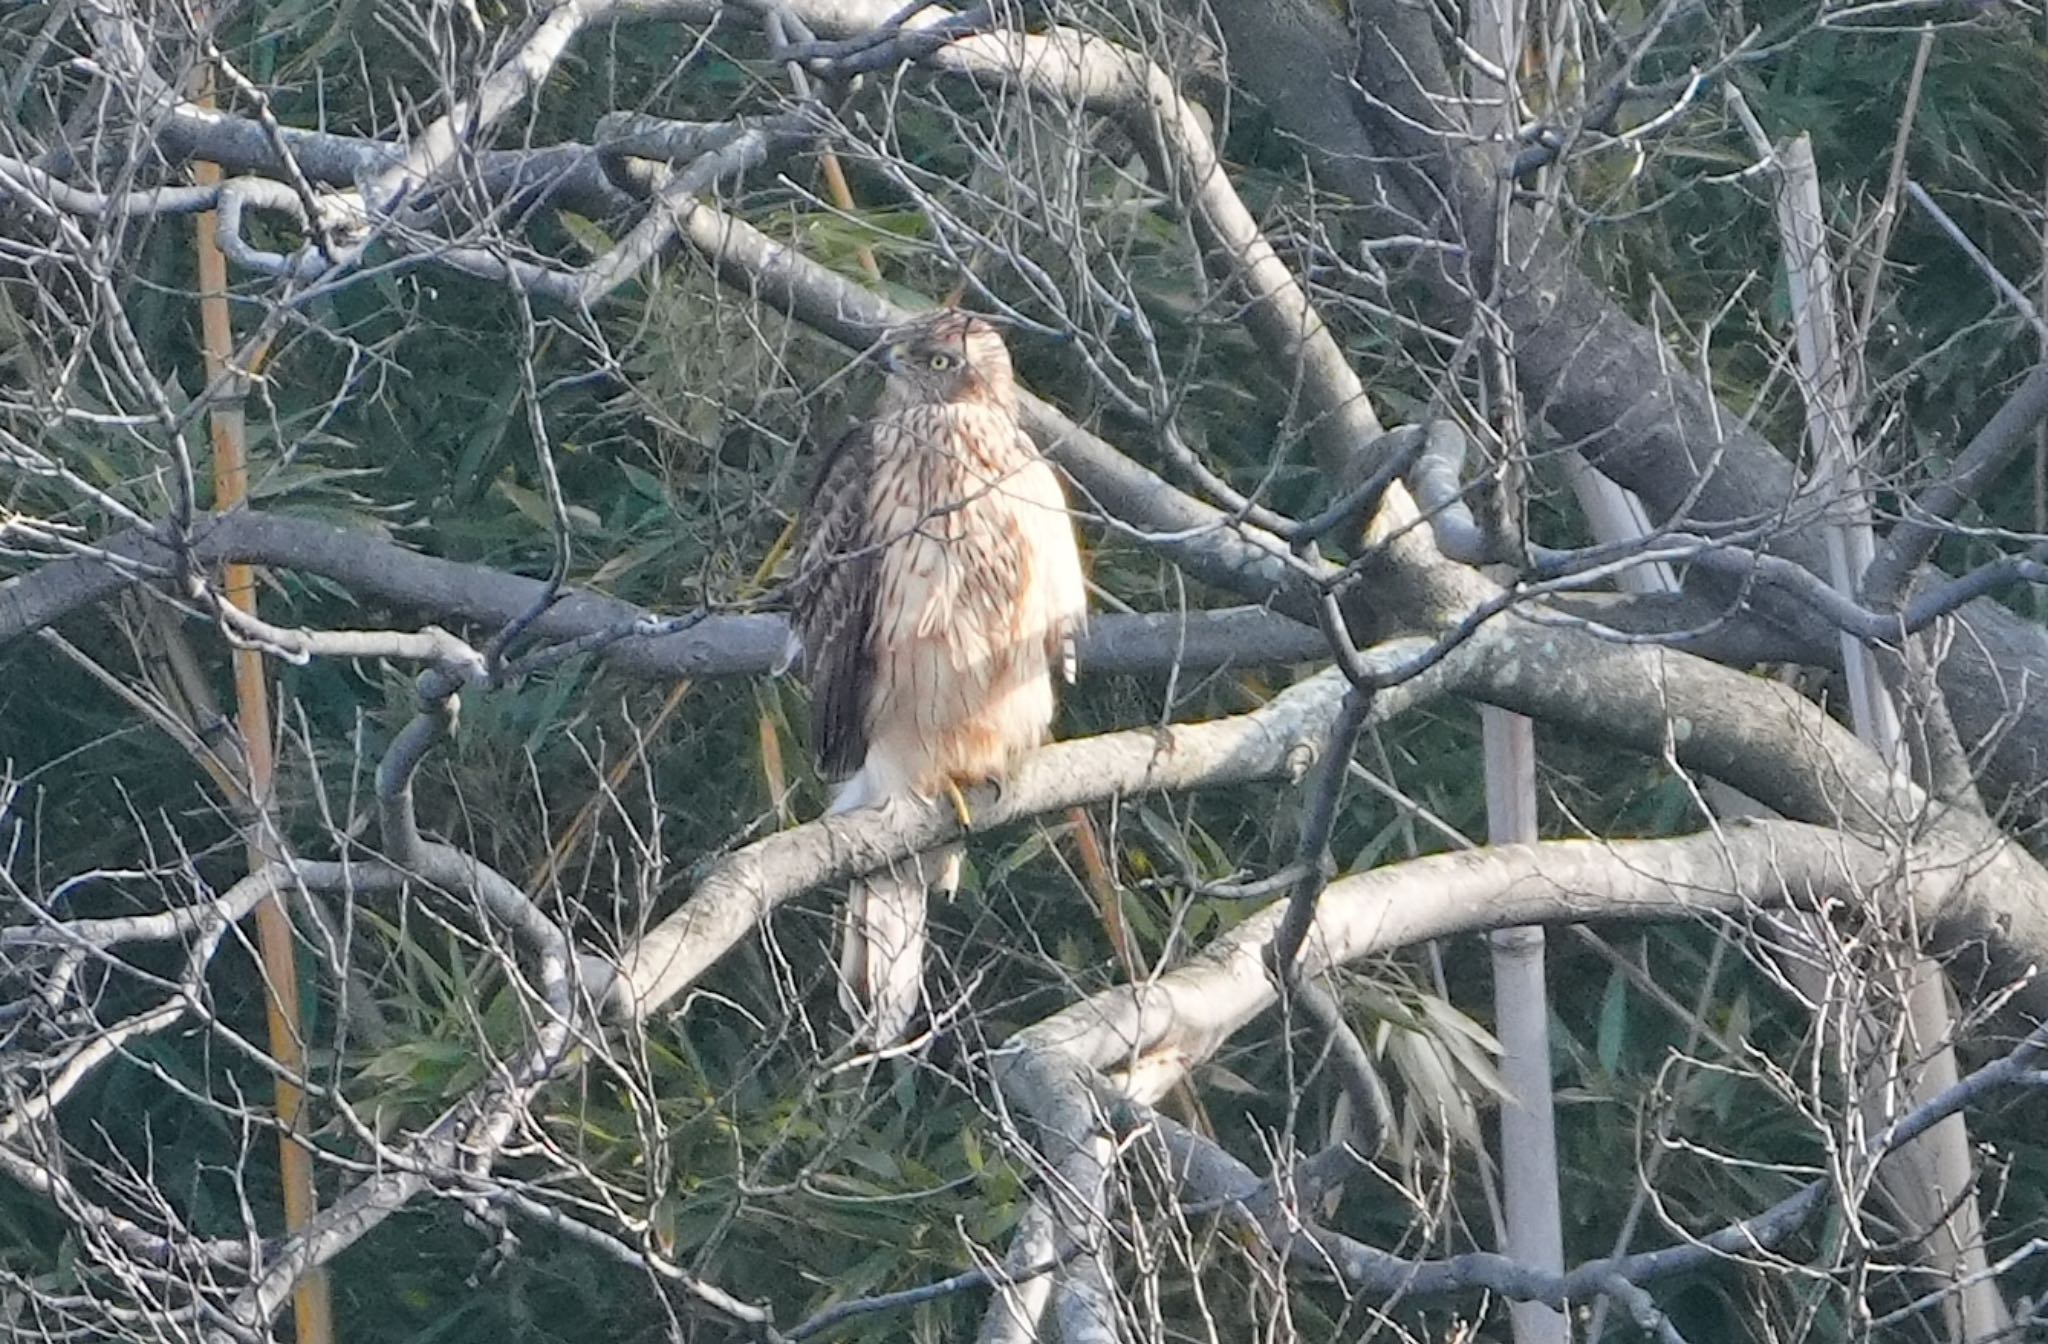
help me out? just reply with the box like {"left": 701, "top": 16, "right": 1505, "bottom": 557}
{"left": 867, "top": 341, "right": 905, "bottom": 375}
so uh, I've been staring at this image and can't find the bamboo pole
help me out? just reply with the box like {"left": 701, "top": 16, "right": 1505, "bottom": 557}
{"left": 1467, "top": 2, "right": 1568, "bottom": 1339}
{"left": 190, "top": 58, "right": 336, "bottom": 1344}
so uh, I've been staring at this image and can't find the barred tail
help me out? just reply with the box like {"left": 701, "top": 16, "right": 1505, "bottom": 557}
{"left": 837, "top": 845, "right": 957, "bottom": 1046}
{"left": 828, "top": 769, "right": 962, "bottom": 1046}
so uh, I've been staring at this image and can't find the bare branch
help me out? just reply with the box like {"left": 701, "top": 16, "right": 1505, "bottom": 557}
{"left": 1904, "top": 180, "right": 2048, "bottom": 344}
{"left": 1864, "top": 363, "right": 2048, "bottom": 607}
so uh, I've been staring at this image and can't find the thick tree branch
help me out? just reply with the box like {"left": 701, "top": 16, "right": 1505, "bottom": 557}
{"left": 0, "top": 512, "right": 1328, "bottom": 677}
{"left": 151, "top": 104, "right": 634, "bottom": 218}
{"left": 1012, "top": 820, "right": 1900, "bottom": 1101}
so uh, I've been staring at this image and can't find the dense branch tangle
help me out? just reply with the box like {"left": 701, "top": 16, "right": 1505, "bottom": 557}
{"left": 4, "top": 1, "right": 2048, "bottom": 1342}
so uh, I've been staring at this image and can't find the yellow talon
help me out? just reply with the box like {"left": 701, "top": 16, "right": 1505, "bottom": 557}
{"left": 945, "top": 779, "right": 974, "bottom": 830}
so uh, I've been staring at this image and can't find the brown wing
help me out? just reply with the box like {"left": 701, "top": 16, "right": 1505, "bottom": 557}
{"left": 791, "top": 424, "right": 877, "bottom": 779}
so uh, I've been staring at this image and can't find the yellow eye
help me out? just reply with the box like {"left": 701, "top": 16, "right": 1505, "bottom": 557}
{"left": 928, "top": 353, "right": 955, "bottom": 371}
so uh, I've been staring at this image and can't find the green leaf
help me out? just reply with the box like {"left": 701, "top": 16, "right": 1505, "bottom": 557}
{"left": 492, "top": 475, "right": 601, "bottom": 533}
{"left": 557, "top": 211, "right": 618, "bottom": 259}
{"left": 1597, "top": 968, "right": 1629, "bottom": 1076}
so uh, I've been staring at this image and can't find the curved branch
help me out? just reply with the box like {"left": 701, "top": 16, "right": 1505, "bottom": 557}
{"left": 1013, "top": 820, "right": 1886, "bottom": 1096}
{"left": 607, "top": 659, "right": 1416, "bottom": 1013}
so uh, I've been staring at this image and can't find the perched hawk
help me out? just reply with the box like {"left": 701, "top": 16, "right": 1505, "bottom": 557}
{"left": 789, "top": 311, "right": 1087, "bottom": 1044}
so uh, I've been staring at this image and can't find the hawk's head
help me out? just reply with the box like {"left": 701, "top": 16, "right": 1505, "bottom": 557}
{"left": 873, "top": 311, "right": 1014, "bottom": 413}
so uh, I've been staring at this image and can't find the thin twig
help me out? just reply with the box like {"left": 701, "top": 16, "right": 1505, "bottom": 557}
{"left": 1906, "top": 179, "right": 2048, "bottom": 344}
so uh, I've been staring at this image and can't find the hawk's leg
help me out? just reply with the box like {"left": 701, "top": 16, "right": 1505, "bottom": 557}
{"left": 930, "top": 781, "right": 974, "bottom": 902}
{"left": 943, "top": 778, "right": 974, "bottom": 831}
